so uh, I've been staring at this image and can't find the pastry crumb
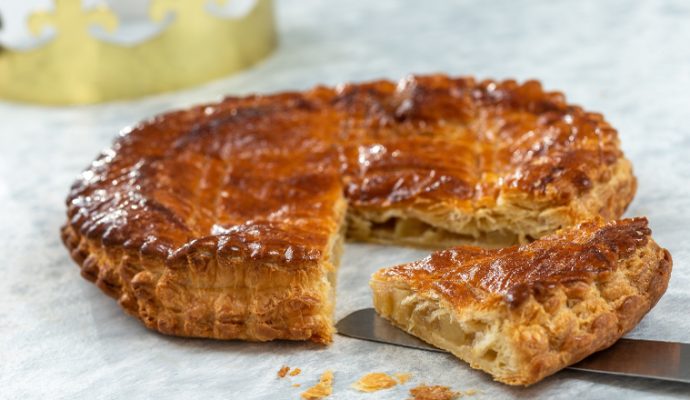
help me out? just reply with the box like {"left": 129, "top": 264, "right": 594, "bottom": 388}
{"left": 464, "top": 389, "right": 478, "bottom": 396}
{"left": 301, "top": 370, "right": 334, "bottom": 399}
{"left": 409, "top": 384, "right": 460, "bottom": 400}
{"left": 293, "top": 383, "right": 301, "bottom": 388}
{"left": 394, "top": 372, "right": 412, "bottom": 384}
{"left": 290, "top": 368, "right": 302, "bottom": 376}
{"left": 352, "top": 372, "right": 398, "bottom": 392}
{"left": 277, "top": 365, "right": 290, "bottom": 378}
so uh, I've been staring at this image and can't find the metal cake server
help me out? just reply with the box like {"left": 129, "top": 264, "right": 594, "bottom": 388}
{"left": 336, "top": 308, "right": 690, "bottom": 384}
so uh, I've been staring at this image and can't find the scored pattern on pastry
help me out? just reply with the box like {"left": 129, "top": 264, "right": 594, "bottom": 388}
{"left": 61, "top": 75, "right": 637, "bottom": 344}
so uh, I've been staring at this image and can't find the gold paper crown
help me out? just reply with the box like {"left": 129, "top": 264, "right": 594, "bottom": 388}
{"left": 0, "top": 0, "right": 276, "bottom": 104}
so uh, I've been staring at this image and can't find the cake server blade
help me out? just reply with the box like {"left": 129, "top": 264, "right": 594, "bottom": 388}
{"left": 336, "top": 308, "right": 690, "bottom": 384}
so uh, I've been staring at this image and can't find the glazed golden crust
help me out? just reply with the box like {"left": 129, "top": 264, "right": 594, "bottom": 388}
{"left": 371, "top": 218, "right": 672, "bottom": 385}
{"left": 62, "top": 74, "right": 637, "bottom": 343}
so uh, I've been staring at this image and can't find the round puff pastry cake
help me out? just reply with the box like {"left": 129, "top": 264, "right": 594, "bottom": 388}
{"left": 62, "top": 75, "right": 638, "bottom": 345}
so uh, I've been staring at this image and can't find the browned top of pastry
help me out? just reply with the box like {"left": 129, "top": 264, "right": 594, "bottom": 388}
{"left": 376, "top": 218, "right": 652, "bottom": 308}
{"left": 65, "top": 75, "right": 623, "bottom": 264}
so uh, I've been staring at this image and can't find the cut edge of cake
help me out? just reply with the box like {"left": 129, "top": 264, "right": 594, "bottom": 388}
{"left": 348, "top": 157, "right": 636, "bottom": 249}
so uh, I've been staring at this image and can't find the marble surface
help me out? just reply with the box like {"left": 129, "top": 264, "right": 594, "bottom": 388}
{"left": 1, "top": 0, "right": 690, "bottom": 398}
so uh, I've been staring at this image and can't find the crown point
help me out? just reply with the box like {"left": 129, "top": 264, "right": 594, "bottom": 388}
{"left": 26, "top": 0, "right": 119, "bottom": 37}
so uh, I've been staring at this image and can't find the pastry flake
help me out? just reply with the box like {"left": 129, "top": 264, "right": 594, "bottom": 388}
{"left": 408, "top": 384, "right": 459, "bottom": 400}
{"left": 352, "top": 372, "right": 398, "bottom": 392}
{"left": 301, "top": 370, "right": 334, "bottom": 400}
{"left": 277, "top": 365, "right": 290, "bottom": 378}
